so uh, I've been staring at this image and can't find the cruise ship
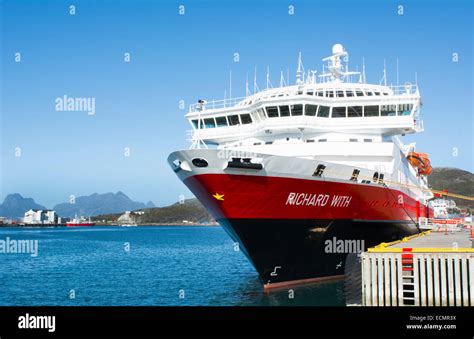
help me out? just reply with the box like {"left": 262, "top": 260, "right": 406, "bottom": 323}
{"left": 168, "top": 44, "right": 435, "bottom": 290}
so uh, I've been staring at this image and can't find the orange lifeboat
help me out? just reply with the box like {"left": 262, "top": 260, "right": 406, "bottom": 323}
{"left": 407, "top": 152, "right": 432, "bottom": 176}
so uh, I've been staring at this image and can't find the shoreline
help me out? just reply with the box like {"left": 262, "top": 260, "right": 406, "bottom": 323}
{"left": 0, "top": 222, "right": 219, "bottom": 228}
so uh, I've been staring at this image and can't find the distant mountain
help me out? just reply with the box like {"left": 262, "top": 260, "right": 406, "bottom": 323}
{"left": 53, "top": 191, "right": 149, "bottom": 218}
{"left": 0, "top": 193, "right": 47, "bottom": 218}
{"left": 429, "top": 167, "right": 474, "bottom": 209}
{"left": 145, "top": 201, "right": 156, "bottom": 208}
{"left": 94, "top": 198, "right": 216, "bottom": 225}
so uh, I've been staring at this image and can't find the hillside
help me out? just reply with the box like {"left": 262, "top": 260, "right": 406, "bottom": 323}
{"left": 0, "top": 194, "right": 46, "bottom": 218}
{"left": 53, "top": 191, "right": 154, "bottom": 218}
{"left": 93, "top": 198, "right": 216, "bottom": 225}
{"left": 429, "top": 167, "right": 474, "bottom": 209}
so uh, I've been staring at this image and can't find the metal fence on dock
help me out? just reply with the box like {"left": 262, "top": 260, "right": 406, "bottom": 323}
{"left": 361, "top": 251, "right": 473, "bottom": 306}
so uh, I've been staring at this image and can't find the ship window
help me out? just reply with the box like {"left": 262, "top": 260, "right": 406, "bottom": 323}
{"left": 279, "top": 105, "right": 290, "bottom": 117}
{"left": 204, "top": 118, "right": 216, "bottom": 128}
{"left": 346, "top": 90, "right": 354, "bottom": 97}
{"left": 318, "top": 105, "right": 330, "bottom": 117}
{"left": 365, "top": 91, "right": 374, "bottom": 96}
{"left": 364, "top": 138, "right": 373, "bottom": 142}
{"left": 306, "top": 90, "right": 314, "bottom": 96}
{"left": 349, "top": 138, "right": 358, "bottom": 142}
{"left": 364, "top": 105, "right": 379, "bottom": 117}
{"left": 305, "top": 104, "right": 318, "bottom": 116}
{"left": 191, "top": 119, "right": 199, "bottom": 129}
{"left": 383, "top": 92, "right": 389, "bottom": 96}
{"left": 397, "top": 103, "right": 413, "bottom": 116}
{"left": 374, "top": 92, "right": 381, "bottom": 96}
{"left": 325, "top": 90, "right": 334, "bottom": 98}
{"left": 240, "top": 114, "right": 252, "bottom": 124}
{"left": 266, "top": 106, "right": 279, "bottom": 118}
{"left": 228, "top": 115, "right": 240, "bottom": 125}
{"left": 215, "top": 116, "right": 228, "bottom": 127}
{"left": 291, "top": 104, "right": 303, "bottom": 116}
{"left": 348, "top": 106, "right": 363, "bottom": 117}
{"left": 318, "top": 139, "right": 327, "bottom": 142}
{"left": 336, "top": 90, "right": 345, "bottom": 97}
{"left": 306, "top": 139, "right": 315, "bottom": 143}
{"left": 316, "top": 91, "right": 324, "bottom": 97}
{"left": 265, "top": 141, "right": 273, "bottom": 145}
{"left": 355, "top": 90, "right": 364, "bottom": 96}
{"left": 381, "top": 104, "right": 397, "bottom": 116}
{"left": 332, "top": 107, "right": 346, "bottom": 118}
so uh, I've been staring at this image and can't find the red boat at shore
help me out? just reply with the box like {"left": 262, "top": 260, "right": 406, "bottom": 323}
{"left": 66, "top": 215, "right": 95, "bottom": 227}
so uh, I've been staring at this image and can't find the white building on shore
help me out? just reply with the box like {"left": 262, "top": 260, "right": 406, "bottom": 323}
{"left": 23, "top": 209, "right": 58, "bottom": 225}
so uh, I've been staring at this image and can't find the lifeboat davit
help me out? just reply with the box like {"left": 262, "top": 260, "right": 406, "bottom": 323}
{"left": 407, "top": 152, "right": 432, "bottom": 175}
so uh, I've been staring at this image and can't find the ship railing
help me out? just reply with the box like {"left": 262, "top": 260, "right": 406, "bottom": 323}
{"left": 388, "top": 84, "right": 419, "bottom": 96}
{"left": 189, "top": 96, "right": 248, "bottom": 113}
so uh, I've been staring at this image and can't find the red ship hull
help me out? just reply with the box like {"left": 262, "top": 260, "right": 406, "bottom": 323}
{"left": 183, "top": 173, "right": 427, "bottom": 289}
{"left": 66, "top": 222, "right": 95, "bottom": 227}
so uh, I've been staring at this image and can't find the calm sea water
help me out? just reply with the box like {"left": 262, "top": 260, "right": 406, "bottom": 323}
{"left": 0, "top": 226, "right": 345, "bottom": 306}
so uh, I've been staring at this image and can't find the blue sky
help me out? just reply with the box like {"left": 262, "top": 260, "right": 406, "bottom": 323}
{"left": 1, "top": 0, "right": 473, "bottom": 207}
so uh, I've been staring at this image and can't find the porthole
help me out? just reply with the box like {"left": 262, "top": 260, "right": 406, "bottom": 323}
{"left": 192, "top": 158, "right": 208, "bottom": 167}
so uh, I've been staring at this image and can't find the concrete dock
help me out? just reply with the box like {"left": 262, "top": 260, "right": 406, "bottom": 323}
{"left": 360, "top": 227, "right": 473, "bottom": 306}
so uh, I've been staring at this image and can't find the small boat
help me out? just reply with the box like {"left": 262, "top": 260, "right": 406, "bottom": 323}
{"left": 120, "top": 223, "right": 138, "bottom": 227}
{"left": 66, "top": 215, "right": 95, "bottom": 227}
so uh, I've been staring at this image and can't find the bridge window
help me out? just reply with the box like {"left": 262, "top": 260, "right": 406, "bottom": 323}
{"left": 336, "top": 90, "right": 345, "bottom": 97}
{"left": 332, "top": 107, "right": 347, "bottom": 118}
{"left": 346, "top": 90, "right": 354, "bottom": 97}
{"left": 191, "top": 119, "right": 199, "bottom": 129}
{"left": 305, "top": 104, "right": 318, "bottom": 116}
{"left": 374, "top": 92, "right": 381, "bottom": 96}
{"left": 266, "top": 106, "right": 279, "bottom": 118}
{"left": 397, "top": 104, "right": 413, "bottom": 116}
{"left": 355, "top": 90, "right": 364, "bottom": 97}
{"left": 326, "top": 90, "right": 334, "bottom": 98}
{"left": 348, "top": 106, "right": 363, "bottom": 117}
{"left": 240, "top": 114, "right": 252, "bottom": 124}
{"left": 316, "top": 91, "right": 324, "bottom": 97}
{"left": 318, "top": 105, "right": 330, "bottom": 117}
{"left": 381, "top": 104, "right": 397, "bottom": 116}
{"left": 306, "top": 90, "right": 314, "bottom": 96}
{"left": 364, "top": 105, "right": 379, "bottom": 117}
{"left": 365, "top": 91, "right": 374, "bottom": 96}
{"left": 215, "top": 116, "right": 228, "bottom": 127}
{"left": 204, "top": 118, "right": 216, "bottom": 128}
{"left": 228, "top": 115, "right": 240, "bottom": 125}
{"left": 279, "top": 105, "right": 290, "bottom": 117}
{"left": 291, "top": 104, "right": 303, "bottom": 116}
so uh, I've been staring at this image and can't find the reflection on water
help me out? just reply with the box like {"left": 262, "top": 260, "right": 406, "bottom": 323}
{"left": 0, "top": 226, "right": 345, "bottom": 306}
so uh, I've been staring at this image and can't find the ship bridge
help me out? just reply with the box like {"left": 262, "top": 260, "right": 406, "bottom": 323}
{"left": 186, "top": 44, "right": 423, "bottom": 148}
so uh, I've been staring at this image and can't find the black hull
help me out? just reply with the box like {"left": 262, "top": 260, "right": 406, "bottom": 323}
{"left": 218, "top": 218, "right": 420, "bottom": 289}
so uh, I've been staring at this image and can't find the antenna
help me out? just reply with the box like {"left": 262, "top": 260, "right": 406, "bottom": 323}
{"left": 253, "top": 66, "right": 258, "bottom": 94}
{"left": 287, "top": 68, "right": 289, "bottom": 86}
{"left": 383, "top": 59, "right": 387, "bottom": 86}
{"left": 229, "top": 69, "right": 232, "bottom": 102}
{"left": 245, "top": 73, "right": 250, "bottom": 97}
{"left": 280, "top": 71, "right": 285, "bottom": 87}
{"left": 266, "top": 66, "right": 272, "bottom": 89}
{"left": 415, "top": 71, "right": 418, "bottom": 86}
{"left": 362, "top": 57, "right": 366, "bottom": 83}
{"left": 296, "top": 52, "right": 303, "bottom": 84}
{"left": 396, "top": 58, "right": 399, "bottom": 87}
